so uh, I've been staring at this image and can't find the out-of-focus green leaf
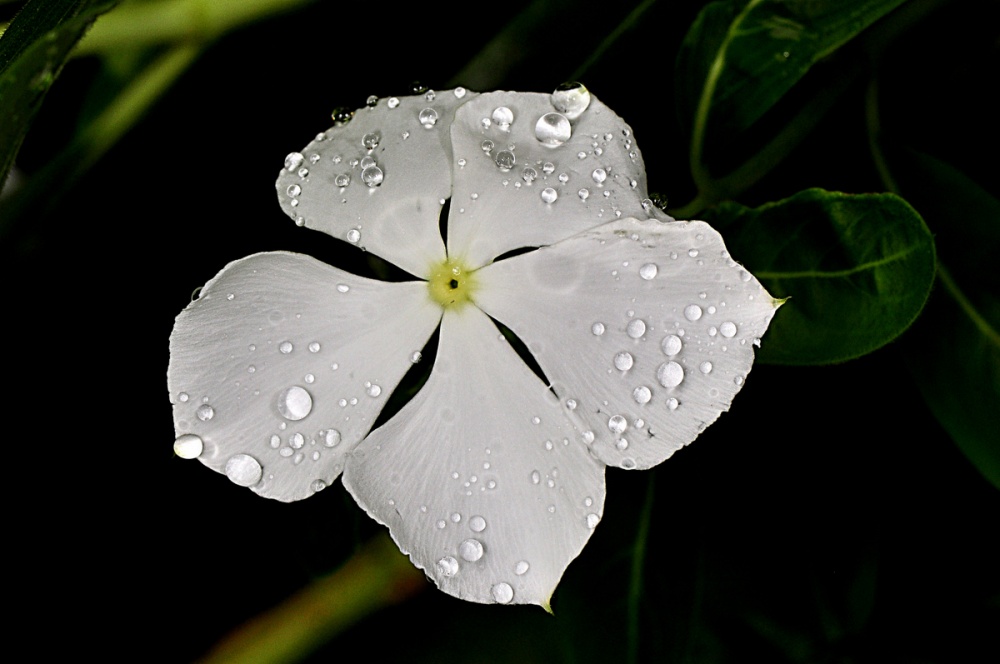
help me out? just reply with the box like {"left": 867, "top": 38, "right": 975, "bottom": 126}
{"left": 677, "top": 0, "right": 907, "bottom": 192}
{"left": 890, "top": 150, "right": 1000, "bottom": 490}
{"left": 707, "top": 188, "right": 935, "bottom": 364}
{"left": 0, "top": 0, "right": 117, "bottom": 186}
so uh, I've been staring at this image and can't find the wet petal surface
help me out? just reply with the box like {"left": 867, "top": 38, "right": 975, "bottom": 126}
{"left": 344, "top": 307, "right": 606, "bottom": 607}
{"left": 476, "top": 218, "right": 781, "bottom": 469}
{"left": 168, "top": 252, "right": 440, "bottom": 501}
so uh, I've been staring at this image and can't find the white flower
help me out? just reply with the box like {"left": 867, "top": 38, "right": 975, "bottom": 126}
{"left": 168, "top": 86, "right": 780, "bottom": 608}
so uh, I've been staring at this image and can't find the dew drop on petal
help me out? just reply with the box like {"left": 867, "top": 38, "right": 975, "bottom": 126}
{"left": 196, "top": 404, "right": 215, "bottom": 421}
{"left": 592, "top": 168, "right": 607, "bottom": 184}
{"left": 521, "top": 167, "right": 537, "bottom": 183}
{"left": 551, "top": 82, "right": 591, "bottom": 119}
{"left": 279, "top": 340, "right": 294, "bottom": 354}
{"left": 661, "top": 334, "right": 682, "bottom": 356}
{"left": 173, "top": 434, "right": 203, "bottom": 459}
{"left": 366, "top": 383, "right": 382, "bottom": 397}
{"left": 323, "top": 429, "right": 341, "bottom": 447}
{"left": 284, "top": 152, "right": 304, "bottom": 171}
{"left": 515, "top": 561, "right": 530, "bottom": 575}
{"left": 535, "top": 112, "right": 571, "bottom": 146}
{"left": 633, "top": 386, "right": 652, "bottom": 404}
{"left": 362, "top": 165, "right": 384, "bottom": 187}
{"left": 469, "top": 515, "right": 487, "bottom": 532}
{"left": 225, "top": 453, "right": 262, "bottom": 487}
{"left": 531, "top": 470, "right": 541, "bottom": 484}
{"left": 626, "top": 319, "right": 646, "bottom": 339}
{"left": 578, "top": 188, "right": 590, "bottom": 200}
{"left": 437, "top": 556, "right": 459, "bottom": 577}
{"left": 362, "top": 132, "right": 380, "bottom": 149}
{"left": 657, "top": 361, "right": 685, "bottom": 388}
{"left": 492, "top": 582, "right": 514, "bottom": 604}
{"left": 308, "top": 341, "right": 321, "bottom": 353}
{"left": 608, "top": 415, "right": 627, "bottom": 434}
{"left": 586, "top": 513, "right": 601, "bottom": 529}
{"left": 540, "top": 187, "right": 558, "bottom": 204}
{"left": 591, "top": 322, "right": 605, "bottom": 336}
{"left": 542, "top": 162, "right": 555, "bottom": 174}
{"left": 454, "top": 87, "right": 467, "bottom": 98}
{"left": 684, "top": 304, "right": 703, "bottom": 321}
{"left": 334, "top": 173, "right": 351, "bottom": 187}
{"left": 614, "top": 352, "right": 634, "bottom": 371}
{"left": 278, "top": 386, "right": 313, "bottom": 421}
{"left": 666, "top": 397, "right": 679, "bottom": 410}
{"left": 639, "top": 263, "right": 658, "bottom": 280}
{"left": 459, "top": 539, "right": 484, "bottom": 562}
{"left": 286, "top": 184, "right": 301, "bottom": 198}
{"left": 347, "top": 229, "right": 361, "bottom": 243}
{"left": 495, "top": 150, "right": 515, "bottom": 171}
{"left": 720, "top": 321, "right": 738, "bottom": 338}
{"left": 700, "top": 361, "right": 713, "bottom": 374}
{"left": 311, "top": 479, "right": 327, "bottom": 492}
{"left": 491, "top": 106, "right": 513, "bottom": 128}
{"left": 418, "top": 107, "right": 439, "bottom": 128}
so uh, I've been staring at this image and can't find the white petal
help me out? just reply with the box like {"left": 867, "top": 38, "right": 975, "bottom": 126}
{"left": 446, "top": 90, "right": 659, "bottom": 267}
{"left": 475, "top": 218, "right": 781, "bottom": 470}
{"left": 343, "top": 307, "right": 606, "bottom": 607}
{"left": 168, "top": 252, "right": 440, "bottom": 501}
{"left": 275, "top": 89, "right": 480, "bottom": 278}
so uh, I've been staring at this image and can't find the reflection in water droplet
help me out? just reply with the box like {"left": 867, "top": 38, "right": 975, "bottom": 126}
{"left": 521, "top": 167, "right": 537, "bottom": 183}
{"left": 278, "top": 386, "right": 312, "bottom": 421}
{"left": 661, "top": 334, "right": 682, "bottom": 356}
{"left": 626, "top": 319, "right": 646, "bottom": 339}
{"left": 540, "top": 188, "right": 558, "bottom": 204}
{"left": 491, "top": 106, "right": 513, "bottom": 128}
{"left": 173, "top": 434, "right": 203, "bottom": 459}
{"left": 286, "top": 184, "right": 301, "bottom": 198}
{"left": 639, "top": 263, "right": 658, "bottom": 280}
{"left": 592, "top": 168, "right": 607, "bottom": 184}
{"left": 362, "top": 165, "right": 384, "bottom": 187}
{"left": 551, "top": 82, "right": 591, "bottom": 119}
{"left": 284, "top": 153, "right": 304, "bottom": 171}
{"left": 225, "top": 453, "right": 262, "bottom": 487}
{"left": 495, "top": 150, "right": 515, "bottom": 170}
{"left": 633, "top": 386, "right": 652, "bottom": 404}
{"left": 418, "top": 107, "right": 439, "bottom": 128}
{"left": 362, "top": 132, "right": 380, "bottom": 149}
{"left": 657, "top": 361, "right": 684, "bottom": 387}
{"left": 334, "top": 173, "right": 351, "bottom": 187}
{"left": 492, "top": 582, "right": 514, "bottom": 604}
{"left": 481, "top": 139, "right": 494, "bottom": 153}
{"left": 684, "top": 304, "right": 703, "bottom": 321}
{"left": 437, "top": 556, "right": 459, "bottom": 577}
{"left": 614, "top": 351, "right": 634, "bottom": 371}
{"left": 469, "top": 515, "right": 487, "bottom": 532}
{"left": 196, "top": 404, "right": 214, "bottom": 421}
{"left": 459, "top": 539, "right": 484, "bottom": 562}
{"left": 535, "top": 112, "right": 571, "bottom": 146}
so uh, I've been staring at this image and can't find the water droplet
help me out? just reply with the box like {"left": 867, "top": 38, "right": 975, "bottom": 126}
{"left": 362, "top": 132, "right": 380, "bottom": 149}
{"left": 334, "top": 173, "right": 351, "bottom": 187}
{"left": 540, "top": 188, "right": 558, "bottom": 204}
{"left": 614, "top": 351, "right": 634, "bottom": 371}
{"left": 657, "top": 361, "right": 684, "bottom": 387}
{"left": 491, "top": 106, "right": 513, "bottom": 128}
{"left": 366, "top": 383, "right": 382, "bottom": 397}
{"left": 661, "top": 334, "right": 682, "bottom": 356}
{"left": 346, "top": 229, "right": 361, "bottom": 243}
{"left": 591, "top": 322, "right": 605, "bottom": 336}
{"left": 699, "top": 361, "right": 713, "bottom": 374}
{"left": 515, "top": 561, "right": 530, "bottom": 575}
{"left": 196, "top": 404, "right": 215, "bottom": 421}
{"left": 551, "top": 82, "right": 591, "bottom": 119}
{"left": 535, "top": 112, "right": 571, "bottom": 146}
{"left": 684, "top": 304, "right": 703, "bottom": 321}
{"left": 688, "top": 248, "right": 699, "bottom": 258}
{"left": 626, "top": 319, "right": 646, "bottom": 339}
{"left": 633, "top": 386, "right": 652, "bottom": 404}
{"left": 323, "top": 429, "right": 341, "bottom": 447}
{"left": 492, "top": 582, "right": 514, "bottom": 604}
{"left": 454, "top": 87, "right": 467, "bottom": 98}
{"left": 495, "top": 150, "right": 515, "bottom": 170}
{"left": 309, "top": 342, "right": 321, "bottom": 353}
{"left": 284, "top": 152, "right": 304, "bottom": 171}
{"left": 360, "top": 156, "right": 376, "bottom": 169}
{"left": 269, "top": 434, "right": 281, "bottom": 449}
{"left": 278, "top": 386, "right": 313, "bottom": 421}
{"left": 436, "top": 520, "right": 446, "bottom": 529}
{"left": 331, "top": 107, "right": 353, "bottom": 124}
{"left": 586, "top": 513, "right": 600, "bottom": 529}
{"left": 297, "top": 167, "right": 309, "bottom": 179}
{"left": 459, "top": 539, "right": 484, "bottom": 562}
{"left": 720, "top": 321, "right": 737, "bottom": 338}
{"left": 578, "top": 188, "right": 590, "bottom": 200}
{"left": 225, "top": 453, "right": 262, "bottom": 487}
{"left": 362, "top": 165, "right": 383, "bottom": 187}
{"left": 639, "top": 263, "right": 658, "bottom": 280}
{"left": 469, "top": 516, "right": 487, "bottom": 532}
{"left": 418, "top": 107, "right": 439, "bottom": 128}
{"left": 451, "top": 512, "right": 462, "bottom": 523}
{"left": 279, "top": 340, "right": 294, "bottom": 354}
{"left": 531, "top": 470, "right": 541, "bottom": 484}
{"left": 289, "top": 432, "right": 305, "bottom": 449}
{"left": 409, "top": 351, "right": 423, "bottom": 364}
{"left": 286, "top": 184, "right": 301, "bottom": 197}
{"left": 565, "top": 398, "right": 577, "bottom": 410}
{"left": 387, "top": 97, "right": 400, "bottom": 108}
{"left": 173, "top": 433, "right": 203, "bottom": 459}
{"left": 521, "top": 166, "right": 537, "bottom": 183}
{"left": 437, "top": 556, "right": 459, "bottom": 577}
{"left": 311, "top": 479, "right": 327, "bottom": 493}
{"left": 558, "top": 172, "right": 569, "bottom": 183}
{"left": 178, "top": 392, "right": 189, "bottom": 403}
{"left": 666, "top": 397, "right": 679, "bottom": 410}
{"left": 591, "top": 168, "right": 607, "bottom": 184}
{"left": 481, "top": 139, "right": 494, "bottom": 153}
{"left": 608, "top": 415, "right": 627, "bottom": 434}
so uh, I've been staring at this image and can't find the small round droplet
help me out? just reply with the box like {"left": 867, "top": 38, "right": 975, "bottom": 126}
{"left": 578, "top": 188, "right": 590, "bottom": 200}
{"left": 699, "top": 361, "right": 713, "bottom": 374}
{"left": 347, "top": 229, "right": 361, "bottom": 243}
{"left": 279, "top": 340, "right": 294, "bottom": 354}
{"left": 614, "top": 351, "right": 634, "bottom": 371}
{"left": 418, "top": 107, "right": 439, "bottom": 128}
{"left": 626, "top": 319, "right": 646, "bottom": 339}
{"left": 491, "top": 106, "right": 513, "bottom": 127}
{"left": 491, "top": 582, "right": 514, "bottom": 604}
{"left": 720, "top": 321, "right": 737, "bottom": 338}
{"left": 633, "top": 386, "right": 652, "bottom": 404}
{"left": 387, "top": 97, "right": 400, "bottom": 108}
{"left": 531, "top": 470, "right": 541, "bottom": 484}
{"left": 334, "top": 173, "right": 351, "bottom": 187}
{"left": 684, "top": 304, "right": 703, "bottom": 321}
{"left": 515, "top": 561, "right": 530, "bottom": 575}
{"left": 360, "top": 155, "right": 376, "bottom": 169}
{"left": 173, "top": 433, "right": 203, "bottom": 459}
{"left": 284, "top": 152, "right": 304, "bottom": 171}
{"left": 586, "top": 513, "right": 600, "bottom": 529}
{"left": 535, "top": 112, "right": 571, "bottom": 146}
{"left": 308, "top": 342, "right": 321, "bottom": 353}
{"left": 551, "top": 82, "right": 591, "bottom": 119}
{"left": 323, "top": 429, "right": 341, "bottom": 447}
{"left": 661, "top": 334, "right": 682, "bottom": 356}
{"left": 540, "top": 187, "right": 558, "bottom": 204}
{"left": 657, "top": 361, "right": 685, "bottom": 387}
{"left": 481, "top": 139, "right": 494, "bottom": 153}
{"left": 278, "top": 386, "right": 313, "bottom": 421}
{"left": 310, "top": 479, "right": 327, "bottom": 492}
{"left": 225, "top": 453, "right": 262, "bottom": 487}
{"left": 459, "top": 539, "right": 484, "bottom": 562}
{"left": 591, "top": 322, "right": 605, "bottom": 336}
{"left": 542, "top": 162, "right": 555, "bottom": 174}
{"left": 639, "top": 263, "right": 658, "bottom": 280}
{"left": 285, "top": 184, "right": 301, "bottom": 197}
{"left": 454, "top": 87, "right": 467, "bottom": 98}
{"left": 196, "top": 404, "right": 214, "bottom": 421}
{"left": 289, "top": 432, "right": 305, "bottom": 449}
{"left": 366, "top": 383, "right": 382, "bottom": 397}
{"left": 666, "top": 397, "right": 679, "bottom": 410}
{"left": 521, "top": 166, "right": 537, "bottom": 183}
{"left": 469, "top": 515, "right": 487, "bottom": 532}
{"left": 361, "top": 132, "right": 380, "bottom": 149}
{"left": 362, "top": 165, "right": 384, "bottom": 187}
{"left": 495, "top": 150, "right": 515, "bottom": 170}
{"left": 437, "top": 556, "right": 459, "bottom": 577}
{"left": 592, "top": 168, "right": 607, "bottom": 184}
{"left": 608, "top": 415, "right": 627, "bottom": 434}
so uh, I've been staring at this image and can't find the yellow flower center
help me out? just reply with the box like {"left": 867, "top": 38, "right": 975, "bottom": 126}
{"left": 427, "top": 258, "right": 478, "bottom": 309}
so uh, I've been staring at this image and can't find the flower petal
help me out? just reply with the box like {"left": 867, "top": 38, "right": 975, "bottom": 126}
{"left": 168, "top": 252, "right": 440, "bottom": 501}
{"left": 275, "top": 89, "right": 480, "bottom": 278}
{"left": 343, "top": 307, "right": 606, "bottom": 607}
{"left": 475, "top": 217, "right": 781, "bottom": 470}
{"left": 446, "top": 89, "right": 667, "bottom": 268}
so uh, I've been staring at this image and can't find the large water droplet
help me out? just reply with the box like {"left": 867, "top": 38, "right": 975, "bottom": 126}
{"left": 196, "top": 404, "right": 214, "bottom": 421}
{"left": 469, "top": 515, "right": 487, "bottom": 532}
{"left": 284, "top": 152, "right": 304, "bottom": 171}
{"left": 592, "top": 168, "right": 607, "bottom": 184}
{"left": 495, "top": 150, "right": 515, "bottom": 171}
{"left": 720, "top": 321, "right": 737, "bottom": 338}
{"left": 361, "top": 132, "right": 380, "bottom": 149}
{"left": 492, "top": 582, "right": 514, "bottom": 604}
{"left": 540, "top": 187, "right": 558, "bottom": 204}
{"left": 535, "top": 112, "right": 571, "bottom": 146}
{"left": 437, "top": 556, "right": 459, "bottom": 577}
{"left": 657, "top": 361, "right": 684, "bottom": 387}
{"left": 591, "top": 322, "right": 606, "bottom": 336}
{"left": 626, "top": 319, "right": 646, "bottom": 339}
{"left": 225, "top": 453, "right": 262, "bottom": 487}
{"left": 459, "top": 539, "right": 484, "bottom": 562}
{"left": 173, "top": 433, "right": 203, "bottom": 459}
{"left": 684, "top": 304, "right": 703, "bottom": 321}
{"left": 551, "top": 82, "right": 591, "bottom": 119}
{"left": 418, "top": 107, "right": 439, "bottom": 128}
{"left": 639, "top": 263, "right": 658, "bottom": 280}
{"left": 661, "top": 334, "right": 682, "bottom": 356}
{"left": 614, "top": 351, "right": 634, "bottom": 371}
{"left": 491, "top": 106, "right": 513, "bottom": 128}
{"left": 608, "top": 415, "right": 627, "bottom": 434}
{"left": 278, "top": 386, "right": 313, "bottom": 421}
{"left": 362, "top": 165, "right": 384, "bottom": 187}
{"left": 633, "top": 386, "right": 652, "bottom": 404}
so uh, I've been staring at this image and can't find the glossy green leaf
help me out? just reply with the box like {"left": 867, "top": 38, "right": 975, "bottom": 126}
{"left": 0, "top": 0, "right": 117, "bottom": 185}
{"left": 677, "top": 0, "right": 907, "bottom": 189}
{"left": 707, "top": 188, "right": 935, "bottom": 364}
{"left": 890, "top": 150, "right": 1000, "bottom": 490}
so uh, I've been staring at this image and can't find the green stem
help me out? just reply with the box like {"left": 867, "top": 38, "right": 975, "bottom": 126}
{"left": 627, "top": 473, "right": 655, "bottom": 664}
{"left": 937, "top": 263, "right": 1000, "bottom": 347}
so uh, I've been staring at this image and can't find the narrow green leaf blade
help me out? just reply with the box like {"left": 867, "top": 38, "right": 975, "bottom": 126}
{"left": 707, "top": 188, "right": 936, "bottom": 364}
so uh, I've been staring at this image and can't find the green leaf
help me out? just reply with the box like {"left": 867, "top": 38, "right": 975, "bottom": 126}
{"left": 707, "top": 188, "right": 935, "bottom": 364}
{"left": 677, "top": 0, "right": 907, "bottom": 193}
{"left": 889, "top": 150, "right": 1000, "bottom": 490}
{"left": 0, "top": 0, "right": 117, "bottom": 186}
